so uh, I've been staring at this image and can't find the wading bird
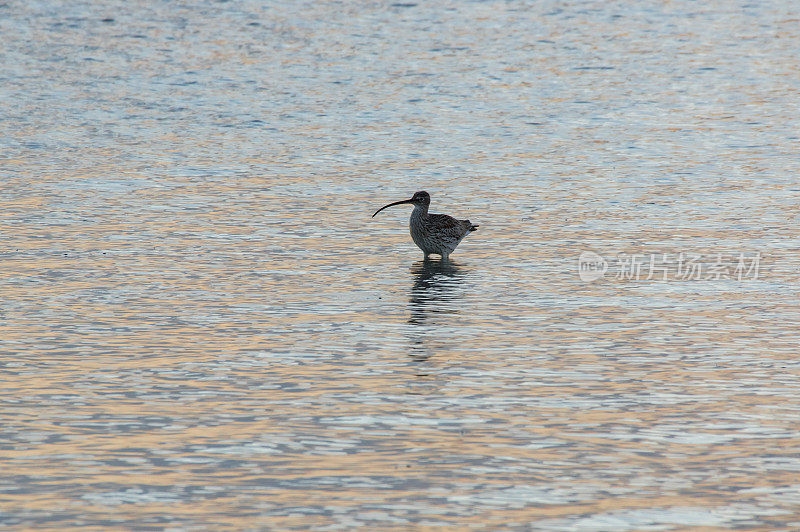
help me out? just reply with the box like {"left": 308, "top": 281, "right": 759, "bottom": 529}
{"left": 372, "top": 191, "right": 478, "bottom": 260}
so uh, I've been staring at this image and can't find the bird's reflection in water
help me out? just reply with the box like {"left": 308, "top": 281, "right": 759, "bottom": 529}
{"left": 407, "top": 259, "right": 465, "bottom": 362}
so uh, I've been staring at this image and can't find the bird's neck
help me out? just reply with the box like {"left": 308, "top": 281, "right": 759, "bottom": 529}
{"left": 411, "top": 203, "right": 429, "bottom": 216}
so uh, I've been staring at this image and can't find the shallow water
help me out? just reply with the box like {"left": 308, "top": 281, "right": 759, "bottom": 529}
{"left": 3, "top": 0, "right": 800, "bottom": 530}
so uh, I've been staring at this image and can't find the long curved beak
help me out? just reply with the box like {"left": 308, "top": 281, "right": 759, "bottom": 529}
{"left": 372, "top": 198, "right": 414, "bottom": 218}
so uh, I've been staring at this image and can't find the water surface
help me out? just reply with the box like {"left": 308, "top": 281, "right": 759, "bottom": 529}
{"left": 3, "top": 0, "right": 800, "bottom": 529}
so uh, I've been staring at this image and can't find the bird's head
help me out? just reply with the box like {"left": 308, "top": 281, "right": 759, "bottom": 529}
{"left": 372, "top": 190, "right": 430, "bottom": 217}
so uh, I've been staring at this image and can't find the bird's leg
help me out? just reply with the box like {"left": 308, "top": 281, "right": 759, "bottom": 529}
{"left": 441, "top": 252, "right": 450, "bottom": 261}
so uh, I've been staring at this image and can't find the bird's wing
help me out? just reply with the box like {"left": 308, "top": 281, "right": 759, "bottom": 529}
{"left": 424, "top": 213, "right": 473, "bottom": 239}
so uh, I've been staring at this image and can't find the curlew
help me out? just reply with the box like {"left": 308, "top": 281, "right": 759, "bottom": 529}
{"left": 372, "top": 191, "right": 478, "bottom": 260}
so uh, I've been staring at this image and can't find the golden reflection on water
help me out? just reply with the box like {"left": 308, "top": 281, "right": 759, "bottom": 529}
{"left": 9, "top": 236, "right": 800, "bottom": 528}
{"left": 5, "top": 168, "right": 800, "bottom": 528}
